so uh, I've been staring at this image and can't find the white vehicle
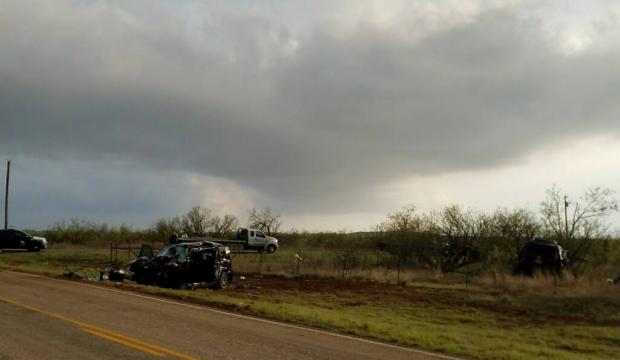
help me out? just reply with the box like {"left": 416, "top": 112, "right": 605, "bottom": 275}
{"left": 182, "top": 228, "right": 279, "bottom": 254}
{"left": 234, "top": 228, "right": 279, "bottom": 253}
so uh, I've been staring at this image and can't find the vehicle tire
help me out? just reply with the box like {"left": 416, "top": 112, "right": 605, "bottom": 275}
{"left": 28, "top": 245, "right": 40, "bottom": 252}
{"left": 215, "top": 272, "right": 229, "bottom": 289}
{"left": 266, "top": 244, "right": 276, "bottom": 254}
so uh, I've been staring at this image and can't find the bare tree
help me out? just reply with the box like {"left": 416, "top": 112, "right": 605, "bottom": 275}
{"left": 540, "top": 185, "right": 618, "bottom": 276}
{"left": 247, "top": 207, "right": 281, "bottom": 235}
{"left": 374, "top": 206, "right": 426, "bottom": 282}
{"left": 211, "top": 214, "right": 239, "bottom": 238}
{"left": 377, "top": 205, "right": 422, "bottom": 232}
{"left": 490, "top": 208, "right": 540, "bottom": 266}
{"left": 425, "top": 205, "right": 491, "bottom": 273}
{"left": 181, "top": 206, "right": 213, "bottom": 236}
{"left": 152, "top": 216, "right": 182, "bottom": 242}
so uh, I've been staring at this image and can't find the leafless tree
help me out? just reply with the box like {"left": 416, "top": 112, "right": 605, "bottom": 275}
{"left": 152, "top": 216, "right": 182, "bottom": 242}
{"left": 211, "top": 214, "right": 239, "bottom": 238}
{"left": 425, "top": 205, "right": 491, "bottom": 273}
{"left": 490, "top": 208, "right": 540, "bottom": 266}
{"left": 377, "top": 205, "right": 422, "bottom": 232}
{"left": 247, "top": 207, "right": 281, "bottom": 235}
{"left": 181, "top": 206, "right": 213, "bottom": 236}
{"left": 540, "top": 185, "right": 618, "bottom": 276}
{"left": 374, "top": 206, "right": 427, "bottom": 282}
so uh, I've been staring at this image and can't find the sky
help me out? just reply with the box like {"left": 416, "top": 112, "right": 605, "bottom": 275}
{"left": 1, "top": 0, "right": 619, "bottom": 231}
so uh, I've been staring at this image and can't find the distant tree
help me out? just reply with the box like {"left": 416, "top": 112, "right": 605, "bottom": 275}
{"left": 247, "top": 207, "right": 281, "bottom": 235}
{"left": 378, "top": 205, "right": 422, "bottom": 233}
{"left": 540, "top": 185, "right": 618, "bottom": 276}
{"left": 331, "top": 235, "right": 362, "bottom": 279}
{"left": 425, "top": 205, "right": 491, "bottom": 273}
{"left": 374, "top": 206, "right": 425, "bottom": 282}
{"left": 211, "top": 214, "right": 239, "bottom": 238}
{"left": 489, "top": 208, "right": 540, "bottom": 267}
{"left": 152, "top": 216, "right": 182, "bottom": 242}
{"left": 181, "top": 206, "right": 213, "bottom": 237}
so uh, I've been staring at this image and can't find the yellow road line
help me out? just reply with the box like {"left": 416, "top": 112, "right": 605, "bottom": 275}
{"left": 0, "top": 294, "right": 198, "bottom": 360}
{"left": 82, "top": 328, "right": 164, "bottom": 357}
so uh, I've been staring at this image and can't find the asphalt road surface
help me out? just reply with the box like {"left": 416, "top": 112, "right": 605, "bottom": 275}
{"left": 0, "top": 270, "right": 458, "bottom": 360}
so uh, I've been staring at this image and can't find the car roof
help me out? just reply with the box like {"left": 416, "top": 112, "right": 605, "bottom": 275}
{"left": 522, "top": 241, "right": 561, "bottom": 250}
{"left": 174, "top": 241, "right": 224, "bottom": 248}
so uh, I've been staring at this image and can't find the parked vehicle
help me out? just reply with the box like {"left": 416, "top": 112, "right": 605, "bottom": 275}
{"left": 128, "top": 241, "right": 233, "bottom": 289}
{"left": 178, "top": 227, "right": 279, "bottom": 253}
{"left": 513, "top": 239, "right": 567, "bottom": 276}
{"left": 0, "top": 229, "right": 47, "bottom": 252}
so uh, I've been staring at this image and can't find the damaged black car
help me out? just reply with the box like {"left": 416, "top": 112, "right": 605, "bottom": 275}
{"left": 128, "top": 241, "right": 233, "bottom": 289}
{"left": 513, "top": 239, "right": 568, "bottom": 277}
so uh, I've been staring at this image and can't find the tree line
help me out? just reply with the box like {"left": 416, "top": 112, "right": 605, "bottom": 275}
{"left": 151, "top": 206, "right": 282, "bottom": 241}
{"left": 32, "top": 185, "right": 619, "bottom": 278}
{"left": 36, "top": 207, "right": 282, "bottom": 246}
{"left": 370, "top": 185, "right": 618, "bottom": 279}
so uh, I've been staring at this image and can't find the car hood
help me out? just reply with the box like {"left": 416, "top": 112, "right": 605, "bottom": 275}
{"left": 32, "top": 236, "right": 47, "bottom": 244}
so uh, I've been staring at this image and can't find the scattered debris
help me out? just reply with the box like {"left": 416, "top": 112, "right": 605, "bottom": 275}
{"left": 108, "top": 267, "right": 126, "bottom": 282}
{"left": 62, "top": 271, "right": 85, "bottom": 279}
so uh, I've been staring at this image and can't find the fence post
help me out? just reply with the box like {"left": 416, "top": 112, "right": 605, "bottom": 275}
{"left": 258, "top": 252, "right": 263, "bottom": 275}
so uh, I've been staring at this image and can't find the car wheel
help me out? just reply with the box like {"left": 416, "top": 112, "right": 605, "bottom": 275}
{"left": 214, "top": 272, "right": 229, "bottom": 289}
{"left": 29, "top": 245, "right": 40, "bottom": 252}
{"left": 266, "top": 244, "right": 276, "bottom": 254}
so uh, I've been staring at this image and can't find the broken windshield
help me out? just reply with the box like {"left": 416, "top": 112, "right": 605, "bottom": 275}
{"left": 156, "top": 244, "right": 189, "bottom": 262}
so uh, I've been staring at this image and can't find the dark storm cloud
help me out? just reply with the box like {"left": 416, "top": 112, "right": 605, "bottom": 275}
{"left": 1, "top": 1, "right": 620, "bottom": 218}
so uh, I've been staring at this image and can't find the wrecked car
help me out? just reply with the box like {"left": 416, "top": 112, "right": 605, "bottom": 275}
{"left": 513, "top": 239, "right": 568, "bottom": 276}
{"left": 128, "top": 241, "right": 233, "bottom": 289}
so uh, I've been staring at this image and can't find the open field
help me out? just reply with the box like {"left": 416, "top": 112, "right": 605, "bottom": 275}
{"left": 1, "top": 248, "right": 619, "bottom": 360}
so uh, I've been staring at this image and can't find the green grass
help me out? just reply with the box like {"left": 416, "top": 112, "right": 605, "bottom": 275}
{"left": 1, "top": 249, "right": 619, "bottom": 360}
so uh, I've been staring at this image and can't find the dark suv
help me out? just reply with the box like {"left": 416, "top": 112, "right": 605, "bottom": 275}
{"left": 0, "top": 229, "right": 48, "bottom": 252}
{"left": 513, "top": 240, "right": 567, "bottom": 276}
{"left": 128, "top": 241, "right": 233, "bottom": 289}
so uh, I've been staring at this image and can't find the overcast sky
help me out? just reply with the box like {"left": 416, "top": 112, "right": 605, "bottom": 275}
{"left": 1, "top": 0, "right": 619, "bottom": 231}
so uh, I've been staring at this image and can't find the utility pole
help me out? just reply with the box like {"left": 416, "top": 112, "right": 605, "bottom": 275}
{"left": 4, "top": 160, "right": 10, "bottom": 230}
{"left": 563, "top": 195, "right": 569, "bottom": 240}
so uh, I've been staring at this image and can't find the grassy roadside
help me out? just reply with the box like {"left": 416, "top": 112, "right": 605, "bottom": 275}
{"left": 1, "top": 249, "right": 619, "bottom": 360}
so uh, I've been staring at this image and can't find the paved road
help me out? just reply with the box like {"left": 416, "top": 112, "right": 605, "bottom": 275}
{"left": 0, "top": 270, "right": 456, "bottom": 360}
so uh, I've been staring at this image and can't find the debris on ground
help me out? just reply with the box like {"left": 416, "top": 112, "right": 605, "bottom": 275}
{"left": 63, "top": 270, "right": 99, "bottom": 281}
{"left": 108, "top": 267, "right": 126, "bottom": 282}
{"left": 62, "top": 271, "right": 85, "bottom": 279}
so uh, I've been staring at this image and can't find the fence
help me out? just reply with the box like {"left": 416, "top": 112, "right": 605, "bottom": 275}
{"left": 109, "top": 243, "right": 142, "bottom": 263}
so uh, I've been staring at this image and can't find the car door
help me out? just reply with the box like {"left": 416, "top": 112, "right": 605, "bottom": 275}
{"left": 0, "top": 230, "right": 9, "bottom": 249}
{"left": 255, "top": 231, "right": 267, "bottom": 246}
{"left": 0, "top": 230, "right": 23, "bottom": 249}
{"left": 13, "top": 231, "right": 29, "bottom": 249}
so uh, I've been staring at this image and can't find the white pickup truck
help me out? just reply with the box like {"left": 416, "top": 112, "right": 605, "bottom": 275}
{"left": 180, "top": 227, "right": 279, "bottom": 254}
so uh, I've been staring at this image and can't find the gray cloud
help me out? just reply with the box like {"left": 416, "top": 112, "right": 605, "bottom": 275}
{"left": 1, "top": 0, "right": 620, "bottom": 225}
